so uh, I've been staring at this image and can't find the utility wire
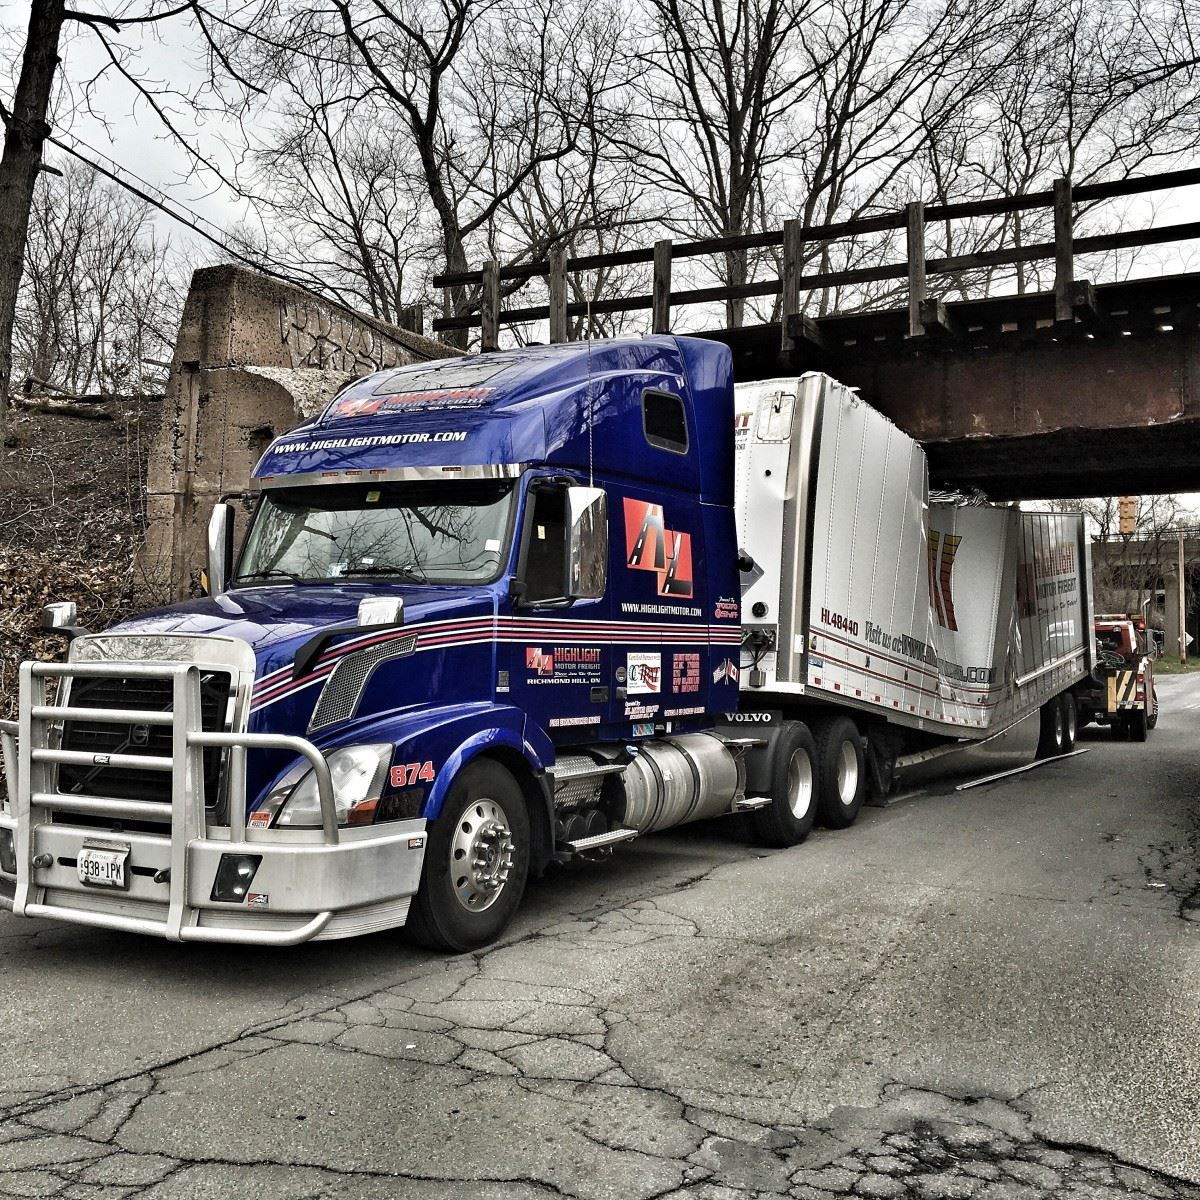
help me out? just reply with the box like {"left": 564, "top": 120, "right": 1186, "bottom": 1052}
{"left": 45, "top": 130, "right": 329, "bottom": 297}
{"left": 42, "top": 128, "right": 438, "bottom": 353}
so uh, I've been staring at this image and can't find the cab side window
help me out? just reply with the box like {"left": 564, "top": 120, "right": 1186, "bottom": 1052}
{"left": 523, "top": 489, "right": 567, "bottom": 604}
{"left": 642, "top": 389, "right": 688, "bottom": 454}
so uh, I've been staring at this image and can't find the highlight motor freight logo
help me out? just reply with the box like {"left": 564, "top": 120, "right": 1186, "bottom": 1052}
{"left": 624, "top": 499, "right": 694, "bottom": 598}
{"left": 526, "top": 648, "right": 555, "bottom": 676}
{"left": 1017, "top": 541, "right": 1079, "bottom": 618}
{"left": 525, "top": 646, "right": 603, "bottom": 685}
{"left": 927, "top": 528, "right": 961, "bottom": 631}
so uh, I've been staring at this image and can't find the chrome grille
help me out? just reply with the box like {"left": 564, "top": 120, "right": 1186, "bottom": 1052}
{"left": 309, "top": 634, "right": 418, "bottom": 731}
{"left": 57, "top": 672, "right": 232, "bottom": 817}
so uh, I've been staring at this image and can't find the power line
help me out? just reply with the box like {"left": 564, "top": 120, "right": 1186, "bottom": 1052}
{"left": 45, "top": 130, "right": 330, "bottom": 296}
{"left": 42, "top": 129, "right": 442, "bottom": 351}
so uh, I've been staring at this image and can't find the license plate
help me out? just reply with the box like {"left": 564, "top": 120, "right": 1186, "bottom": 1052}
{"left": 78, "top": 844, "right": 129, "bottom": 889}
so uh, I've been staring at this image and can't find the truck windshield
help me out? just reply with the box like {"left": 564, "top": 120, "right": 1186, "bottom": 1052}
{"left": 234, "top": 480, "right": 515, "bottom": 586}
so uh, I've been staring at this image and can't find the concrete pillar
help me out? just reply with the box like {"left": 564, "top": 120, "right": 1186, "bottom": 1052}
{"left": 1164, "top": 572, "right": 1182, "bottom": 658}
{"left": 138, "top": 266, "right": 450, "bottom": 600}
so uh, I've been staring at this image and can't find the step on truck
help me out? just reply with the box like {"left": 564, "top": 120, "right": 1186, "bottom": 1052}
{"left": 0, "top": 337, "right": 1094, "bottom": 950}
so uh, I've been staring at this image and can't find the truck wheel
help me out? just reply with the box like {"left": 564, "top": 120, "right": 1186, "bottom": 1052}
{"left": 406, "top": 760, "right": 530, "bottom": 952}
{"left": 1147, "top": 688, "right": 1159, "bottom": 730}
{"left": 1127, "top": 708, "right": 1149, "bottom": 742}
{"left": 750, "top": 721, "right": 818, "bottom": 848}
{"left": 1036, "top": 697, "right": 1066, "bottom": 758}
{"left": 1060, "top": 693, "right": 1078, "bottom": 752}
{"left": 813, "top": 716, "right": 865, "bottom": 829}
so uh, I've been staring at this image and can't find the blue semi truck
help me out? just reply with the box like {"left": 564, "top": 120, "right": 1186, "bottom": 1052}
{"left": 0, "top": 336, "right": 1091, "bottom": 950}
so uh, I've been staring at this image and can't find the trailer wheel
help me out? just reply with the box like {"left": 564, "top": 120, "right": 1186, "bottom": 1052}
{"left": 1036, "top": 697, "right": 1066, "bottom": 758}
{"left": 813, "top": 716, "right": 865, "bottom": 829}
{"left": 406, "top": 760, "right": 530, "bottom": 952}
{"left": 1060, "top": 693, "right": 1078, "bottom": 752}
{"left": 750, "top": 721, "right": 818, "bottom": 848}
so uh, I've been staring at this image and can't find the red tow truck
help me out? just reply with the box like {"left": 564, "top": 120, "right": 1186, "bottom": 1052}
{"left": 1072, "top": 614, "right": 1158, "bottom": 741}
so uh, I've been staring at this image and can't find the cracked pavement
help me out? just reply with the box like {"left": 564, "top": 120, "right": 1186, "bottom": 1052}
{"left": 3, "top": 676, "right": 1200, "bottom": 1198}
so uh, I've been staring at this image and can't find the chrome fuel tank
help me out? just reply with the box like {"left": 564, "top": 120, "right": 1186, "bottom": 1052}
{"left": 619, "top": 734, "right": 743, "bottom": 834}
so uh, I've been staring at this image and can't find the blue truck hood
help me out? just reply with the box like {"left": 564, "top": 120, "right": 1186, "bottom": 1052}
{"left": 96, "top": 584, "right": 501, "bottom": 810}
{"left": 105, "top": 583, "right": 494, "bottom": 682}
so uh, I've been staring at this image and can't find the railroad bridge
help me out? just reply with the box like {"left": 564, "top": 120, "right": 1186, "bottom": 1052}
{"left": 433, "top": 168, "right": 1200, "bottom": 501}
{"left": 141, "top": 167, "right": 1200, "bottom": 595}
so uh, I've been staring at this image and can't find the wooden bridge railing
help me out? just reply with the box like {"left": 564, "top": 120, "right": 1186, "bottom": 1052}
{"left": 431, "top": 165, "right": 1200, "bottom": 350}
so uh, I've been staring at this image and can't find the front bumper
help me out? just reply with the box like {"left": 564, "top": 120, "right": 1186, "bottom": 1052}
{"left": 0, "top": 814, "right": 427, "bottom": 945}
{"left": 0, "top": 660, "right": 426, "bottom": 946}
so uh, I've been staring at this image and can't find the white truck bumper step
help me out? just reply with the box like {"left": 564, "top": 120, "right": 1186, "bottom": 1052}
{"left": 564, "top": 826, "right": 639, "bottom": 853}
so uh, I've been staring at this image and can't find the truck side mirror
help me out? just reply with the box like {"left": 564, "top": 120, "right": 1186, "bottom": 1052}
{"left": 41, "top": 601, "right": 90, "bottom": 643}
{"left": 41, "top": 601, "right": 78, "bottom": 630}
{"left": 566, "top": 486, "right": 608, "bottom": 600}
{"left": 206, "top": 503, "right": 236, "bottom": 596}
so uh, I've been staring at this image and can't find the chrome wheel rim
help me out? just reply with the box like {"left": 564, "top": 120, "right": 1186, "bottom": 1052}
{"left": 1054, "top": 705, "right": 1065, "bottom": 745}
{"left": 787, "top": 750, "right": 814, "bottom": 819}
{"left": 450, "top": 799, "right": 515, "bottom": 912}
{"left": 1065, "top": 702, "right": 1077, "bottom": 742}
{"left": 835, "top": 740, "right": 859, "bottom": 807}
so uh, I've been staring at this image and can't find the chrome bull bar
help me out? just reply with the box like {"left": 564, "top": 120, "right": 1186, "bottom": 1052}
{"left": 1, "top": 660, "right": 339, "bottom": 946}
{"left": 0, "top": 717, "right": 17, "bottom": 805}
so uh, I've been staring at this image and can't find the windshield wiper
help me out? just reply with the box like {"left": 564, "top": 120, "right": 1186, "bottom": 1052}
{"left": 338, "top": 565, "right": 427, "bottom": 581}
{"left": 233, "top": 568, "right": 307, "bottom": 584}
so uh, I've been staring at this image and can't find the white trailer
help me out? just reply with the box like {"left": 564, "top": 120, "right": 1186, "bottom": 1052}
{"left": 730, "top": 374, "right": 1092, "bottom": 817}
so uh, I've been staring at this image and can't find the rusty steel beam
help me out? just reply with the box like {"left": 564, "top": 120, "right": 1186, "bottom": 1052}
{"left": 700, "top": 273, "right": 1200, "bottom": 499}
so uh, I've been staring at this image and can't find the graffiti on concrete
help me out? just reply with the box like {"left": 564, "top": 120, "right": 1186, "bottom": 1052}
{"left": 278, "top": 300, "right": 412, "bottom": 373}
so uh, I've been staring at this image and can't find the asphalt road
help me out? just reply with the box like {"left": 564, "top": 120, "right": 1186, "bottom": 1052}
{"left": 2, "top": 678, "right": 1200, "bottom": 1199}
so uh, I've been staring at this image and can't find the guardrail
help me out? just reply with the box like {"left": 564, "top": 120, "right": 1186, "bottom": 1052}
{"left": 432, "top": 165, "right": 1200, "bottom": 349}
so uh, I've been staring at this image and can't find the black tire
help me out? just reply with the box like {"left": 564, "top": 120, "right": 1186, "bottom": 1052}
{"left": 750, "top": 721, "right": 818, "bottom": 848}
{"left": 1036, "top": 697, "right": 1066, "bottom": 758}
{"left": 1127, "top": 707, "right": 1149, "bottom": 742}
{"left": 406, "top": 760, "right": 530, "bottom": 952}
{"left": 1147, "top": 687, "right": 1159, "bottom": 730}
{"left": 1060, "top": 692, "right": 1077, "bottom": 752}
{"left": 812, "top": 716, "right": 865, "bottom": 829}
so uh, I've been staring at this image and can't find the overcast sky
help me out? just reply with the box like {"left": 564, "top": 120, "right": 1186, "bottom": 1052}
{"left": 4, "top": 0, "right": 1200, "bottom": 284}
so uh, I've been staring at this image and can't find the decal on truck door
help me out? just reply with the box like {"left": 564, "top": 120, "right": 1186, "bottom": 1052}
{"left": 624, "top": 499, "right": 693, "bottom": 598}
{"left": 626, "top": 652, "right": 662, "bottom": 694}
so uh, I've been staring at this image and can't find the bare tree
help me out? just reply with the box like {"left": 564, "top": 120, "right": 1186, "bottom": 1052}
{"left": 621, "top": 0, "right": 833, "bottom": 327}
{"left": 0, "top": 0, "right": 68, "bottom": 445}
{"left": 0, "top": 0, "right": 278, "bottom": 443}
{"left": 13, "top": 157, "right": 180, "bottom": 397}
{"left": 622, "top": 0, "right": 1029, "bottom": 328}
{"left": 1051, "top": 494, "right": 1188, "bottom": 627}
{"left": 916, "top": 0, "right": 1200, "bottom": 301}
{"left": 225, "top": 0, "right": 628, "bottom": 347}
{"left": 248, "top": 76, "right": 432, "bottom": 326}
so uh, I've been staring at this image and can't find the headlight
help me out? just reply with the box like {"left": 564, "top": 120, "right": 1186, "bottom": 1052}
{"left": 257, "top": 744, "right": 392, "bottom": 829}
